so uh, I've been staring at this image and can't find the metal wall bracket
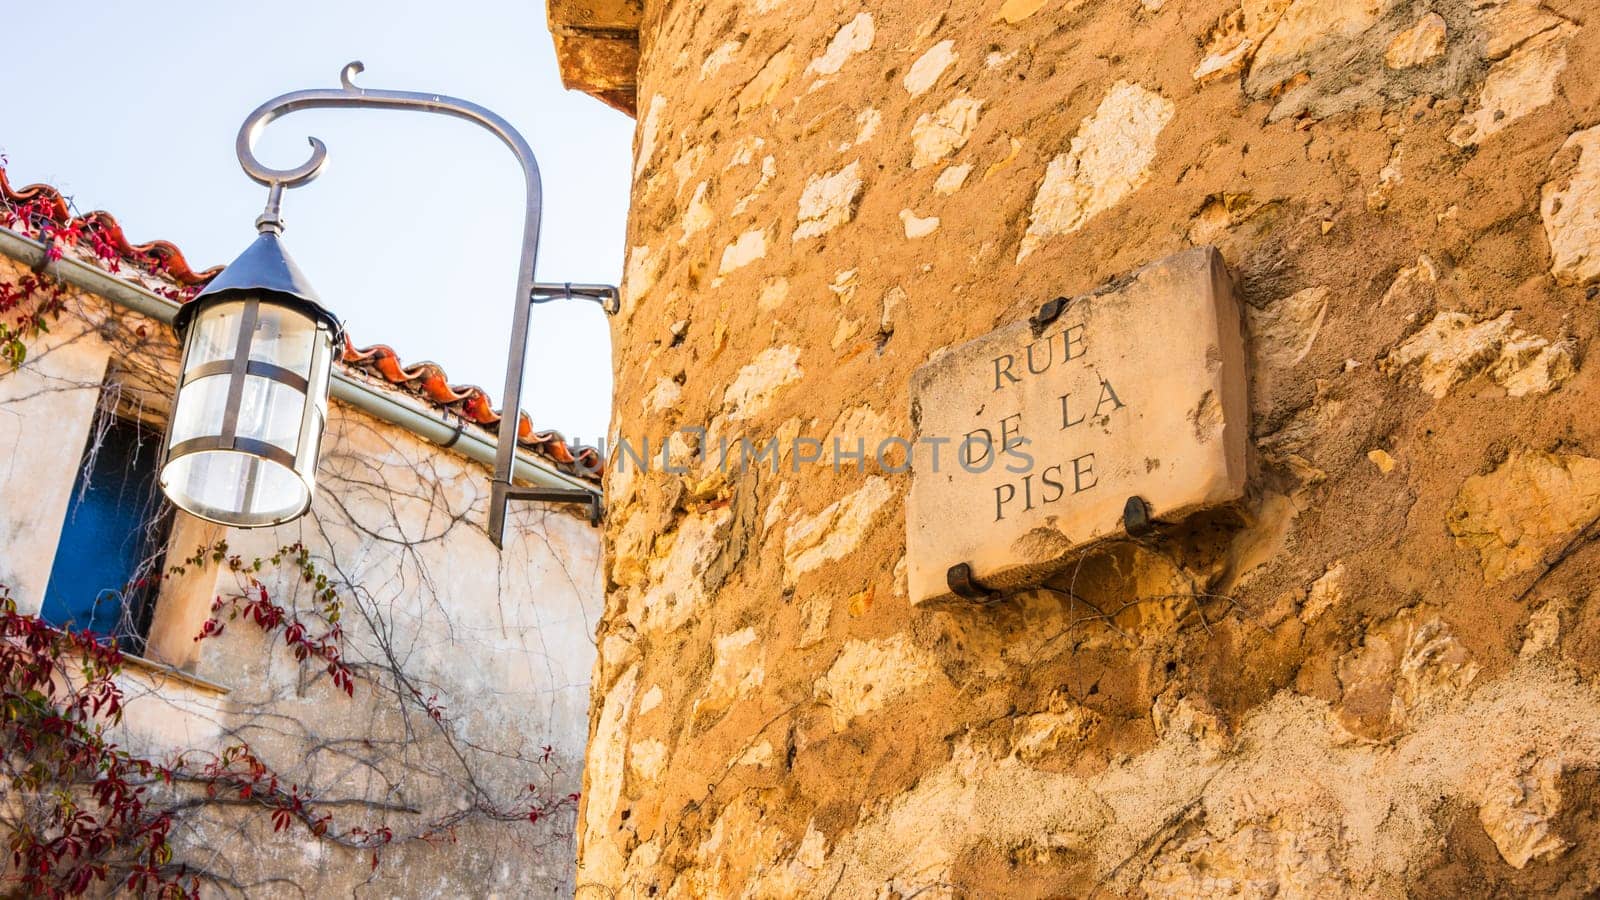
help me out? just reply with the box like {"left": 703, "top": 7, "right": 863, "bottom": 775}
{"left": 947, "top": 562, "right": 1003, "bottom": 604}
{"left": 1029, "top": 296, "right": 1071, "bottom": 334}
{"left": 1122, "top": 495, "right": 1155, "bottom": 536}
{"left": 502, "top": 483, "right": 604, "bottom": 527}
{"left": 531, "top": 282, "right": 620, "bottom": 315}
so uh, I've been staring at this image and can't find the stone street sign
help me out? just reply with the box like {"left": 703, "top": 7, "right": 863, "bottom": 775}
{"left": 906, "top": 246, "right": 1248, "bottom": 606}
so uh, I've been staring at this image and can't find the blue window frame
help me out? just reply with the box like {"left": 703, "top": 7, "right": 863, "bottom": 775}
{"left": 40, "top": 414, "right": 171, "bottom": 649}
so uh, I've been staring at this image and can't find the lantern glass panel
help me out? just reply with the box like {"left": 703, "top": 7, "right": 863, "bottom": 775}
{"left": 248, "top": 303, "right": 319, "bottom": 377}
{"left": 237, "top": 375, "right": 306, "bottom": 453}
{"left": 161, "top": 451, "right": 308, "bottom": 526}
{"left": 167, "top": 375, "right": 232, "bottom": 447}
{"left": 187, "top": 300, "right": 247, "bottom": 367}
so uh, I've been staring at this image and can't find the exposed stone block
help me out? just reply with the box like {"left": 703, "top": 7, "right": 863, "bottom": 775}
{"left": 806, "top": 13, "right": 875, "bottom": 77}
{"left": 1478, "top": 757, "right": 1572, "bottom": 868}
{"left": 910, "top": 95, "right": 984, "bottom": 169}
{"left": 1335, "top": 610, "right": 1480, "bottom": 741}
{"left": 1249, "top": 0, "right": 1387, "bottom": 76}
{"left": 784, "top": 476, "right": 896, "bottom": 585}
{"left": 629, "top": 737, "right": 667, "bottom": 782}
{"left": 578, "top": 664, "right": 639, "bottom": 883}
{"left": 718, "top": 228, "right": 769, "bottom": 274}
{"left": 738, "top": 46, "right": 798, "bottom": 113}
{"left": 1449, "top": 449, "right": 1600, "bottom": 583}
{"left": 903, "top": 40, "right": 957, "bottom": 96}
{"left": 813, "top": 635, "right": 935, "bottom": 729}
{"left": 1382, "top": 310, "right": 1575, "bottom": 399}
{"left": 899, "top": 209, "right": 940, "bottom": 238}
{"left": 1542, "top": 125, "right": 1600, "bottom": 285}
{"left": 793, "top": 161, "right": 864, "bottom": 240}
{"left": 1449, "top": 25, "right": 1574, "bottom": 147}
{"left": 637, "top": 508, "right": 734, "bottom": 633}
{"left": 1384, "top": 12, "right": 1447, "bottom": 68}
{"left": 723, "top": 345, "right": 802, "bottom": 420}
{"left": 1018, "top": 81, "right": 1173, "bottom": 262}
{"left": 933, "top": 163, "right": 973, "bottom": 195}
{"left": 692, "top": 627, "right": 765, "bottom": 726}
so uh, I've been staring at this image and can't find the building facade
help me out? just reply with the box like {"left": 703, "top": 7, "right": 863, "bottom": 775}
{"left": 0, "top": 176, "right": 603, "bottom": 895}
{"left": 555, "top": 0, "right": 1600, "bottom": 896}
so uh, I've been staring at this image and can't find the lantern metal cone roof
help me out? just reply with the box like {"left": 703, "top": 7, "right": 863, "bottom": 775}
{"left": 175, "top": 231, "right": 340, "bottom": 337}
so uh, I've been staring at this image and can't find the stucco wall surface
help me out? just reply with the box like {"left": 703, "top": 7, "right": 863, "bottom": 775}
{"left": 0, "top": 255, "right": 604, "bottom": 897}
{"left": 580, "top": 0, "right": 1600, "bottom": 896}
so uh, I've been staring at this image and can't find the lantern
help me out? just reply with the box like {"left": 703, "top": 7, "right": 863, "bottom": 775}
{"left": 160, "top": 231, "right": 341, "bottom": 527}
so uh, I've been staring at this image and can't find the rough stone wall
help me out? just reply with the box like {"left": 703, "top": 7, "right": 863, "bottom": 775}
{"left": 0, "top": 255, "right": 604, "bottom": 896}
{"left": 581, "top": 0, "right": 1600, "bottom": 895}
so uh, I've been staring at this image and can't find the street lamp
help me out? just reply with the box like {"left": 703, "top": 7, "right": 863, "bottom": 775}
{"left": 159, "top": 62, "right": 613, "bottom": 545}
{"left": 161, "top": 228, "right": 339, "bottom": 527}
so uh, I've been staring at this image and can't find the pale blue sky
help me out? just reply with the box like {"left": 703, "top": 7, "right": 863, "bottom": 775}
{"left": 0, "top": 0, "right": 633, "bottom": 443}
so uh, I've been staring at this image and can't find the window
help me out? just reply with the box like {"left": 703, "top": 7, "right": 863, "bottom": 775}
{"left": 41, "top": 413, "right": 172, "bottom": 650}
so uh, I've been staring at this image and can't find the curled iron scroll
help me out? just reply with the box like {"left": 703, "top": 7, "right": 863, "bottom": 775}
{"left": 234, "top": 62, "right": 373, "bottom": 190}
{"left": 236, "top": 118, "right": 328, "bottom": 191}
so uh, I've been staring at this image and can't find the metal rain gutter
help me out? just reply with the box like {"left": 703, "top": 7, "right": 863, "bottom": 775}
{"left": 0, "top": 226, "right": 599, "bottom": 499}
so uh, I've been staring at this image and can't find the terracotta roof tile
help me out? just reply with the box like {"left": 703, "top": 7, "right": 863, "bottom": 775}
{"left": 0, "top": 167, "right": 601, "bottom": 480}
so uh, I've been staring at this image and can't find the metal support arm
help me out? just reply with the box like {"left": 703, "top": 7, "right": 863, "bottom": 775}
{"left": 504, "top": 485, "right": 604, "bottom": 526}
{"left": 235, "top": 61, "right": 602, "bottom": 547}
{"left": 531, "top": 282, "right": 620, "bottom": 315}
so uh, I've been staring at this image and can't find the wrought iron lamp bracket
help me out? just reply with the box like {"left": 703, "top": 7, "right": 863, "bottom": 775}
{"left": 234, "top": 61, "right": 604, "bottom": 546}
{"left": 531, "top": 282, "right": 621, "bottom": 315}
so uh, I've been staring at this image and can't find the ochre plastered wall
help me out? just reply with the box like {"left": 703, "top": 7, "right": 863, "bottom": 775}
{"left": 581, "top": 0, "right": 1600, "bottom": 895}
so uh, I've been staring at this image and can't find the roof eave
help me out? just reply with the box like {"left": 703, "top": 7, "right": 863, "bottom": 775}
{"left": 547, "top": 0, "right": 642, "bottom": 117}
